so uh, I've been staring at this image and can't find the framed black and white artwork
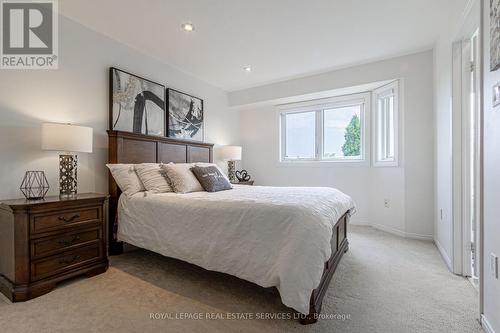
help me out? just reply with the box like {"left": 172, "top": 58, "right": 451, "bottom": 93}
{"left": 494, "top": 81, "right": 500, "bottom": 107}
{"left": 491, "top": 0, "right": 500, "bottom": 71}
{"left": 167, "top": 88, "right": 204, "bottom": 141}
{"left": 110, "top": 67, "right": 166, "bottom": 136}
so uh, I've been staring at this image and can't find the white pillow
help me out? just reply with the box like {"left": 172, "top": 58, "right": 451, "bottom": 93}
{"left": 161, "top": 163, "right": 204, "bottom": 193}
{"left": 106, "top": 164, "right": 145, "bottom": 196}
{"left": 134, "top": 163, "right": 172, "bottom": 193}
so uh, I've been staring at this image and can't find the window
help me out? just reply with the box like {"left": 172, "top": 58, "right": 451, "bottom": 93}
{"left": 278, "top": 81, "right": 400, "bottom": 166}
{"left": 323, "top": 105, "right": 362, "bottom": 160}
{"left": 283, "top": 111, "right": 316, "bottom": 160}
{"left": 279, "top": 93, "right": 370, "bottom": 163}
{"left": 373, "top": 81, "right": 399, "bottom": 166}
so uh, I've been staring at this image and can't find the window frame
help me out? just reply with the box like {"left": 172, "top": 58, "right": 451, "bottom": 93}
{"left": 280, "top": 109, "right": 318, "bottom": 162}
{"left": 372, "top": 81, "right": 400, "bottom": 167}
{"left": 278, "top": 92, "right": 371, "bottom": 165}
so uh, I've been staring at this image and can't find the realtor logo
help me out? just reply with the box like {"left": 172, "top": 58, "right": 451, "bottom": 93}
{"left": 1, "top": 0, "right": 58, "bottom": 69}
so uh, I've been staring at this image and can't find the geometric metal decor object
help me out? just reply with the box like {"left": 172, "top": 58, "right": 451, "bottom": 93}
{"left": 20, "top": 171, "right": 50, "bottom": 200}
{"left": 59, "top": 154, "right": 78, "bottom": 197}
{"left": 227, "top": 160, "right": 236, "bottom": 183}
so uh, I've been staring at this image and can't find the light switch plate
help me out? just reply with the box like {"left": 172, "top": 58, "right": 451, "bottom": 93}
{"left": 491, "top": 253, "right": 498, "bottom": 279}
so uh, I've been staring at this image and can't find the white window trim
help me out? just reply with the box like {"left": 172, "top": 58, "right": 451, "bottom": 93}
{"left": 372, "top": 81, "right": 400, "bottom": 167}
{"left": 277, "top": 92, "right": 371, "bottom": 166}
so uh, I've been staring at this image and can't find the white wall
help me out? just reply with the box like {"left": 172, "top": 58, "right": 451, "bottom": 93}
{"left": 481, "top": 0, "right": 500, "bottom": 331}
{"left": 230, "top": 51, "right": 434, "bottom": 238}
{"left": 0, "top": 15, "right": 239, "bottom": 200}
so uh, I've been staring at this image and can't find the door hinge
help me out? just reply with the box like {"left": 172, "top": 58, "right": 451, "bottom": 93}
{"left": 470, "top": 61, "right": 475, "bottom": 72}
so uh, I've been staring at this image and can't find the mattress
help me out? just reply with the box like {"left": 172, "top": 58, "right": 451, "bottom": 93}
{"left": 117, "top": 185, "right": 355, "bottom": 314}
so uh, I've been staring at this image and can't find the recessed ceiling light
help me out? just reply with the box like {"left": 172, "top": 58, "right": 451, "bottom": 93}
{"left": 181, "top": 22, "right": 194, "bottom": 32}
{"left": 243, "top": 66, "right": 252, "bottom": 72}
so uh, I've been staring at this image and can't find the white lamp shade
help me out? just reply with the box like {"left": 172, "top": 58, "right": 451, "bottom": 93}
{"left": 41, "top": 123, "right": 93, "bottom": 153}
{"left": 220, "top": 145, "right": 242, "bottom": 161}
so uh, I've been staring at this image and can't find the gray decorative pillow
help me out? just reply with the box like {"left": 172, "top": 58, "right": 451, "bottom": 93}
{"left": 191, "top": 166, "right": 232, "bottom": 192}
{"left": 193, "top": 162, "right": 232, "bottom": 186}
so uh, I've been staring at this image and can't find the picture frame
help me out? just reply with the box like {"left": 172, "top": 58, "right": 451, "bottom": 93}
{"left": 490, "top": 0, "right": 500, "bottom": 71}
{"left": 167, "top": 88, "right": 204, "bottom": 141}
{"left": 493, "top": 81, "right": 500, "bottom": 107}
{"left": 109, "top": 67, "right": 166, "bottom": 136}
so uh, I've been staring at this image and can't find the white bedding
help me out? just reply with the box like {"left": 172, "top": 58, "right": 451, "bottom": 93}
{"left": 117, "top": 185, "right": 355, "bottom": 314}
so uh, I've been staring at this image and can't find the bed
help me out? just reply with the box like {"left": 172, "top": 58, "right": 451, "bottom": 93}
{"left": 108, "top": 130, "right": 354, "bottom": 324}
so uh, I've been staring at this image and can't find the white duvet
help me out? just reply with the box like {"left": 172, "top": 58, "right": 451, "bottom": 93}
{"left": 117, "top": 185, "right": 355, "bottom": 314}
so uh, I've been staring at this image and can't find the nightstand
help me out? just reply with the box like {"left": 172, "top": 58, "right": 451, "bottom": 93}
{"left": 0, "top": 193, "right": 109, "bottom": 302}
{"left": 232, "top": 181, "right": 254, "bottom": 186}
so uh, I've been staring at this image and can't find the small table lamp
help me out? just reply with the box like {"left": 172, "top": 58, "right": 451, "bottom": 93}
{"left": 220, "top": 145, "right": 242, "bottom": 183}
{"left": 41, "top": 123, "right": 93, "bottom": 197}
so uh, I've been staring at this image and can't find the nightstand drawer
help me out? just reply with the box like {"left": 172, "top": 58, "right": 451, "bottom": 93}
{"left": 31, "top": 228, "right": 101, "bottom": 259}
{"left": 30, "top": 206, "right": 101, "bottom": 235}
{"left": 31, "top": 244, "right": 102, "bottom": 282}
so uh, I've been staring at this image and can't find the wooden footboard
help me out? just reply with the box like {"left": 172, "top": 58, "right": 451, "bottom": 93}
{"left": 300, "top": 211, "right": 350, "bottom": 325}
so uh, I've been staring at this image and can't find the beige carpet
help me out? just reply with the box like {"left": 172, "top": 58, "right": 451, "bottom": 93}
{"left": 0, "top": 226, "right": 482, "bottom": 333}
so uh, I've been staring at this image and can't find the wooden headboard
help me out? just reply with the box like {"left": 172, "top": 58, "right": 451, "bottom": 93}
{"left": 107, "top": 130, "right": 214, "bottom": 254}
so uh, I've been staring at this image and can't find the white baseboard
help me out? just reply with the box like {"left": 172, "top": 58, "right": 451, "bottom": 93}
{"left": 482, "top": 314, "right": 496, "bottom": 333}
{"left": 371, "top": 223, "right": 433, "bottom": 241}
{"left": 349, "top": 220, "right": 433, "bottom": 241}
{"left": 434, "top": 238, "right": 453, "bottom": 271}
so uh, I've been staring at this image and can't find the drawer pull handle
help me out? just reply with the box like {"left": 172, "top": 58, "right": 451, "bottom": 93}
{"left": 57, "top": 235, "right": 81, "bottom": 247}
{"left": 58, "top": 214, "right": 80, "bottom": 223}
{"left": 59, "top": 255, "right": 81, "bottom": 265}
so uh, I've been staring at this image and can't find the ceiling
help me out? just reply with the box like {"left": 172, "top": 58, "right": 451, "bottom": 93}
{"left": 60, "top": 0, "right": 461, "bottom": 92}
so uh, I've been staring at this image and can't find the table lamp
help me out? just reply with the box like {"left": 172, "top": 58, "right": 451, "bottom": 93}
{"left": 220, "top": 145, "right": 242, "bottom": 182}
{"left": 41, "top": 123, "right": 93, "bottom": 197}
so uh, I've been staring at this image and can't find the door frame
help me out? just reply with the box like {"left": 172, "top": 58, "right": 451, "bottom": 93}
{"left": 461, "top": 29, "right": 481, "bottom": 280}
{"left": 451, "top": 39, "right": 464, "bottom": 275}
{"left": 451, "top": 0, "right": 481, "bottom": 278}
